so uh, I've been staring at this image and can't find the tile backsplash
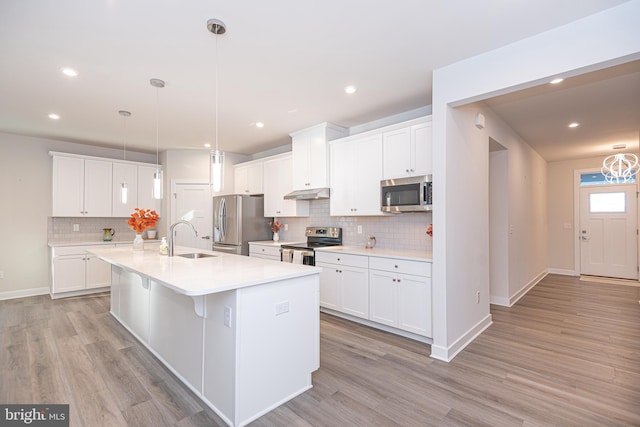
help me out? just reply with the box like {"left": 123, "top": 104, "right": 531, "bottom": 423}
{"left": 274, "top": 200, "right": 432, "bottom": 252}
{"left": 48, "top": 200, "right": 433, "bottom": 251}
{"left": 47, "top": 217, "right": 156, "bottom": 243}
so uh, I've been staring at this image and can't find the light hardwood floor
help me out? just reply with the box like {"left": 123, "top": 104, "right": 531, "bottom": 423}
{"left": 1, "top": 274, "right": 639, "bottom": 426}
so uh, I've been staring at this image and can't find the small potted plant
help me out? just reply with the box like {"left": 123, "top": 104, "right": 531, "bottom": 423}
{"left": 128, "top": 208, "right": 159, "bottom": 250}
{"left": 269, "top": 220, "right": 283, "bottom": 242}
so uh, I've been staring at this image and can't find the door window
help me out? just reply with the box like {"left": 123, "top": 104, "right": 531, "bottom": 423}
{"left": 589, "top": 192, "right": 626, "bottom": 213}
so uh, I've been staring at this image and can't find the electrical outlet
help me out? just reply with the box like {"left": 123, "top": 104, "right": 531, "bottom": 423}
{"left": 357, "top": 225, "right": 363, "bottom": 234}
{"left": 73, "top": 224, "right": 80, "bottom": 232}
{"left": 224, "top": 305, "right": 232, "bottom": 328}
{"left": 275, "top": 301, "right": 290, "bottom": 316}
{"left": 284, "top": 223, "right": 288, "bottom": 231}
{"left": 476, "top": 291, "right": 480, "bottom": 304}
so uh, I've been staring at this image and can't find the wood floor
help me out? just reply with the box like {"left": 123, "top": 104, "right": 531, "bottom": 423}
{"left": 1, "top": 274, "right": 639, "bottom": 426}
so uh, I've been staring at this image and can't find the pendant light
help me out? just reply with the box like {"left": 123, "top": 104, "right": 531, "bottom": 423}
{"left": 601, "top": 152, "right": 640, "bottom": 183}
{"left": 150, "top": 78, "right": 165, "bottom": 199}
{"left": 118, "top": 110, "right": 131, "bottom": 204}
{"left": 207, "top": 18, "right": 226, "bottom": 194}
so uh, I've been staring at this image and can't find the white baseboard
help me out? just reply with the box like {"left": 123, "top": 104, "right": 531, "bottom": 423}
{"left": 508, "top": 269, "right": 548, "bottom": 307}
{"left": 548, "top": 268, "right": 577, "bottom": 276}
{"left": 490, "top": 269, "right": 549, "bottom": 308}
{"left": 0, "top": 286, "right": 49, "bottom": 301}
{"left": 430, "top": 313, "right": 493, "bottom": 363}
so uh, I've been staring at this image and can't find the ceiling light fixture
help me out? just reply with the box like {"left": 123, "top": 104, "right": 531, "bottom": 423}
{"left": 549, "top": 78, "right": 564, "bottom": 84}
{"left": 345, "top": 85, "right": 357, "bottom": 94}
{"left": 204, "top": 143, "right": 212, "bottom": 148}
{"left": 568, "top": 122, "right": 579, "bottom": 128}
{"left": 118, "top": 110, "right": 131, "bottom": 204}
{"left": 150, "top": 78, "right": 165, "bottom": 200}
{"left": 207, "top": 18, "right": 227, "bottom": 195}
{"left": 602, "top": 152, "right": 640, "bottom": 183}
{"left": 61, "top": 67, "right": 78, "bottom": 77}
{"left": 255, "top": 122, "right": 264, "bottom": 128}
{"left": 48, "top": 113, "right": 60, "bottom": 120}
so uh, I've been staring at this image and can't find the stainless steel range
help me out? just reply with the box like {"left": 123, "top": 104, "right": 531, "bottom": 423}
{"left": 280, "top": 227, "right": 342, "bottom": 266}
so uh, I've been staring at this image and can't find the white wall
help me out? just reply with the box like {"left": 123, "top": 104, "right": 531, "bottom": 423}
{"left": 431, "top": 0, "right": 640, "bottom": 361}
{"left": 547, "top": 156, "right": 607, "bottom": 274}
{"left": 0, "top": 132, "right": 155, "bottom": 299}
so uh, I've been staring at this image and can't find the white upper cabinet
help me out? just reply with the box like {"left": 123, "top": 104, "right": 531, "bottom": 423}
{"left": 382, "top": 119, "right": 432, "bottom": 179}
{"left": 290, "top": 123, "right": 347, "bottom": 190}
{"left": 51, "top": 152, "right": 161, "bottom": 218}
{"left": 234, "top": 160, "right": 264, "bottom": 195}
{"left": 52, "top": 156, "right": 112, "bottom": 217}
{"left": 263, "top": 154, "right": 309, "bottom": 217}
{"left": 330, "top": 133, "right": 384, "bottom": 216}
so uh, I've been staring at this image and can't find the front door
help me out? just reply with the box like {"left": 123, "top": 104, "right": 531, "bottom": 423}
{"left": 579, "top": 184, "right": 638, "bottom": 279}
{"left": 170, "top": 182, "right": 213, "bottom": 250}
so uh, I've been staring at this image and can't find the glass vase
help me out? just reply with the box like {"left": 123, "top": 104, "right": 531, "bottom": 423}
{"left": 273, "top": 232, "right": 280, "bottom": 242}
{"left": 133, "top": 233, "right": 145, "bottom": 251}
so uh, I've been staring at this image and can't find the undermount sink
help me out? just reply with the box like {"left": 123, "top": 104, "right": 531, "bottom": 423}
{"left": 176, "top": 252, "right": 216, "bottom": 259}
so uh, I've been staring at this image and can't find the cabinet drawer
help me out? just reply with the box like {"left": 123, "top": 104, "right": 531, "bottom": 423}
{"left": 249, "top": 245, "right": 282, "bottom": 258}
{"left": 315, "top": 251, "right": 368, "bottom": 268}
{"left": 369, "top": 256, "right": 431, "bottom": 277}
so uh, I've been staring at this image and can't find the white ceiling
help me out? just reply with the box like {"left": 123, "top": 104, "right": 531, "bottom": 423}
{"left": 0, "top": 0, "right": 635, "bottom": 158}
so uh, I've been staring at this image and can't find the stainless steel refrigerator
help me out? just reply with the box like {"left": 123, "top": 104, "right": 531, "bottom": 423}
{"left": 212, "top": 194, "right": 272, "bottom": 255}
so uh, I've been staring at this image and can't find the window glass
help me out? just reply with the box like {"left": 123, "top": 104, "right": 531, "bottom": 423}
{"left": 581, "top": 172, "right": 635, "bottom": 186}
{"left": 589, "top": 192, "right": 626, "bottom": 213}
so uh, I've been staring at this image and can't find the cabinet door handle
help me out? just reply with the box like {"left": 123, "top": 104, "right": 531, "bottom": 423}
{"left": 397, "top": 279, "right": 401, "bottom": 283}
{"left": 392, "top": 278, "right": 396, "bottom": 282}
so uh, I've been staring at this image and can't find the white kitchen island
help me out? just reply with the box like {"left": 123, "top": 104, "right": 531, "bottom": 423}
{"left": 89, "top": 245, "right": 321, "bottom": 427}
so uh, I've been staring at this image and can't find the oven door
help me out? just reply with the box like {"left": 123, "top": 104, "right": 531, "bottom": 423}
{"left": 282, "top": 249, "right": 315, "bottom": 265}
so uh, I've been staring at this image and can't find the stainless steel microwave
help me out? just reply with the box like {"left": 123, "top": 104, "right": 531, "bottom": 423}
{"left": 380, "top": 175, "right": 432, "bottom": 213}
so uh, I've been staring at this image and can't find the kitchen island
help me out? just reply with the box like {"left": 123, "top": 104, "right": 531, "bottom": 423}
{"left": 89, "top": 245, "right": 321, "bottom": 427}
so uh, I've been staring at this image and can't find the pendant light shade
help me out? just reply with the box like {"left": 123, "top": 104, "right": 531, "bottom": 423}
{"left": 150, "top": 78, "right": 165, "bottom": 200}
{"left": 601, "top": 152, "right": 640, "bottom": 183}
{"left": 210, "top": 150, "right": 224, "bottom": 193}
{"left": 118, "top": 110, "right": 131, "bottom": 204}
{"left": 207, "top": 18, "right": 227, "bottom": 195}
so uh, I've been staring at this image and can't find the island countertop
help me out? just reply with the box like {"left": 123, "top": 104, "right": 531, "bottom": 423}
{"left": 88, "top": 245, "right": 321, "bottom": 297}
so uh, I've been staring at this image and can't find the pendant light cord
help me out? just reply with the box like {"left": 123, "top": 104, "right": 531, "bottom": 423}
{"left": 155, "top": 86, "right": 160, "bottom": 171}
{"left": 215, "top": 26, "right": 219, "bottom": 153}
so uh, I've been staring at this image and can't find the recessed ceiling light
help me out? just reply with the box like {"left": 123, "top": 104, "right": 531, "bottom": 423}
{"left": 204, "top": 143, "right": 211, "bottom": 148}
{"left": 568, "top": 122, "right": 579, "bottom": 128}
{"left": 345, "top": 85, "right": 357, "bottom": 94}
{"left": 61, "top": 67, "right": 78, "bottom": 77}
{"left": 287, "top": 109, "right": 298, "bottom": 114}
{"left": 550, "top": 78, "right": 564, "bottom": 84}
{"left": 48, "top": 113, "right": 60, "bottom": 120}
{"left": 255, "top": 122, "right": 264, "bottom": 128}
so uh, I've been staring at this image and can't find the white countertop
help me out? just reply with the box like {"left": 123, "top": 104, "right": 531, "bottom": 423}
{"left": 49, "top": 239, "right": 160, "bottom": 247}
{"left": 248, "top": 240, "right": 301, "bottom": 247}
{"left": 315, "top": 245, "right": 432, "bottom": 262}
{"left": 88, "top": 245, "right": 321, "bottom": 296}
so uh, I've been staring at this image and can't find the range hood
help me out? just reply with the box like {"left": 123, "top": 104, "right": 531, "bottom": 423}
{"left": 284, "top": 188, "right": 330, "bottom": 200}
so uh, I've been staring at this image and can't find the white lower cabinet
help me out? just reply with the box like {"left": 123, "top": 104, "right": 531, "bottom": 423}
{"left": 51, "top": 245, "right": 113, "bottom": 296}
{"left": 369, "top": 256, "right": 432, "bottom": 337}
{"left": 318, "top": 250, "right": 432, "bottom": 339}
{"left": 316, "top": 252, "right": 369, "bottom": 319}
{"left": 249, "top": 243, "right": 282, "bottom": 261}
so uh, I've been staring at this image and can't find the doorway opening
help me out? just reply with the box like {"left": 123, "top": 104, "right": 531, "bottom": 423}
{"left": 489, "top": 138, "right": 509, "bottom": 305}
{"left": 576, "top": 170, "right": 638, "bottom": 280}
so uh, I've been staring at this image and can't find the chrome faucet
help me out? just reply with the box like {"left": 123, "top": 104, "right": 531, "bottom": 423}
{"left": 168, "top": 220, "right": 198, "bottom": 257}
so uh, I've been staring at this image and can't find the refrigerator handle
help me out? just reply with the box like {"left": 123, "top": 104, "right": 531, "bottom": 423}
{"left": 220, "top": 197, "right": 227, "bottom": 241}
